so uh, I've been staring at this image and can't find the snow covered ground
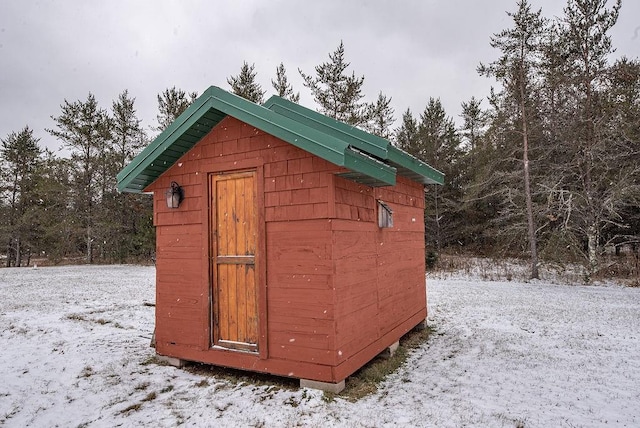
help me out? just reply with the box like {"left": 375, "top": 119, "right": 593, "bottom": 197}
{"left": 0, "top": 265, "right": 638, "bottom": 427}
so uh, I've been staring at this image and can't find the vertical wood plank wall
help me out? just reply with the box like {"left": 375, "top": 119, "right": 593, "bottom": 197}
{"left": 331, "top": 177, "right": 427, "bottom": 380}
{"left": 148, "top": 116, "right": 427, "bottom": 383}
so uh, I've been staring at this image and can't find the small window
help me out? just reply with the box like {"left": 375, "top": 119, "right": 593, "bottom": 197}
{"left": 377, "top": 200, "right": 393, "bottom": 228}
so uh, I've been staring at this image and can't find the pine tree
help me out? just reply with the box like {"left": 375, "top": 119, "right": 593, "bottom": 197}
{"left": 156, "top": 87, "right": 197, "bottom": 132}
{"left": 418, "top": 98, "right": 461, "bottom": 171}
{"left": 108, "top": 90, "right": 152, "bottom": 262}
{"left": 31, "top": 151, "right": 76, "bottom": 263}
{"left": 272, "top": 62, "right": 300, "bottom": 103}
{"left": 408, "top": 98, "right": 463, "bottom": 252}
{"left": 460, "top": 97, "right": 487, "bottom": 151}
{"left": 365, "top": 91, "right": 395, "bottom": 139}
{"left": 478, "top": 0, "right": 547, "bottom": 279}
{"left": 556, "top": 0, "right": 623, "bottom": 276}
{"left": 601, "top": 57, "right": 640, "bottom": 259}
{"left": 394, "top": 108, "right": 420, "bottom": 154}
{"left": 48, "top": 93, "right": 112, "bottom": 263}
{"left": 458, "top": 98, "right": 499, "bottom": 251}
{"left": 228, "top": 62, "right": 265, "bottom": 104}
{"left": 299, "top": 41, "right": 368, "bottom": 126}
{"left": 112, "top": 90, "right": 146, "bottom": 169}
{"left": 0, "top": 126, "right": 42, "bottom": 266}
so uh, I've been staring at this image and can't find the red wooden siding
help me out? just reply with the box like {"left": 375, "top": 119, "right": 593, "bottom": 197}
{"left": 266, "top": 220, "right": 335, "bottom": 365}
{"left": 329, "top": 176, "right": 427, "bottom": 377}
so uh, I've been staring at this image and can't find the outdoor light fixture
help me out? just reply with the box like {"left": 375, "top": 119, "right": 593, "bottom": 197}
{"left": 166, "top": 181, "right": 184, "bottom": 208}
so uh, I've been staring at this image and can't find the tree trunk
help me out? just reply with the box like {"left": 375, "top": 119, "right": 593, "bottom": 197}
{"left": 86, "top": 225, "right": 93, "bottom": 264}
{"left": 520, "top": 77, "right": 539, "bottom": 279}
{"left": 434, "top": 186, "right": 441, "bottom": 252}
{"left": 5, "top": 239, "right": 11, "bottom": 267}
{"left": 587, "top": 224, "right": 599, "bottom": 278}
{"left": 634, "top": 243, "right": 639, "bottom": 284}
{"left": 15, "top": 237, "right": 21, "bottom": 267}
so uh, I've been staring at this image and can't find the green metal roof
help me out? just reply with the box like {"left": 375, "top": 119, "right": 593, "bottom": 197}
{"left": 117, "top": 86, "right": 443, "bottom": 193}
{"left": 262, "top": 95, "right": 444, "bottom": 185}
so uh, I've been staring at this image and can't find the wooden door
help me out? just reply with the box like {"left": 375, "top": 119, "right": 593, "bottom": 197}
{"left": 210, "top": 171, "right": 258, "bottom": 352}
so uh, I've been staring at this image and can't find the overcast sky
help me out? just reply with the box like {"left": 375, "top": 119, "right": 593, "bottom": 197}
{"left": 1, "top": 0, "right": 638, "bottom": 154}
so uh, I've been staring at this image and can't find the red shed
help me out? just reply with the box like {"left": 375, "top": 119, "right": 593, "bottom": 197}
{"left": 117, "top": 87, "right": 443, "bottom": 392}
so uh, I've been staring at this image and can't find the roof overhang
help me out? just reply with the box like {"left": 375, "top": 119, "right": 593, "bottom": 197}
{"left": 117, "top": 86, "right": 443, "bottom": 193}
{"left": 263, "top": 96, "right": 444, "bottom": 185}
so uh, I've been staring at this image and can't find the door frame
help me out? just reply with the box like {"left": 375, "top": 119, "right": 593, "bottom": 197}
{"left": 210, "top": 170, "right": 258, "bottom": 352}
{"left": 201, "top": 159, "right": 268, "bottom": 359}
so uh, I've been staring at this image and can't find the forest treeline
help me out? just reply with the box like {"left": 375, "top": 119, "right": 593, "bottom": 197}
{"left": 1, "top": 0, "right": 638, "bottom": 280}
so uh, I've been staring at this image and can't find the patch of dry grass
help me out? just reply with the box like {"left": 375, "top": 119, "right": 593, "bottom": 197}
{"left": 431, "top": 252, "right": 640, "bottom": 285}
{"left": 337, "top": 325, "right": 433, "bottom": 402}
{"left": 176, "top": 325, "right": 433, "bottom": 402}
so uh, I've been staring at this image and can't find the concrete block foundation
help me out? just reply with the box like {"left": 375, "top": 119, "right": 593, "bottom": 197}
{"left": 379, "top": 340, "right": 400, "bottom": 359}
{"left": 413, "top": 319, "right": 428, "bottom": 330}
{"left": 300, "top": 379, "right": 346, "bottom": 393}
{"left": 157, "top": 354, "right": 187, "bottom": 368}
